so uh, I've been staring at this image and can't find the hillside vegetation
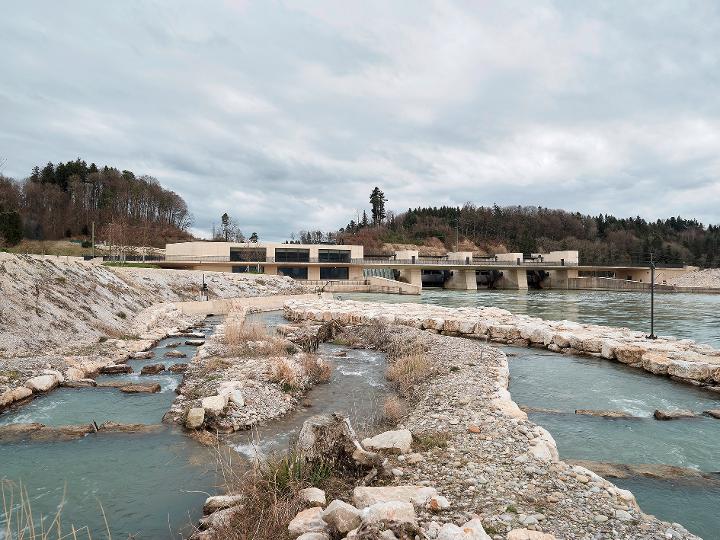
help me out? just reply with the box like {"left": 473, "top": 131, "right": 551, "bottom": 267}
{"left": 338, "top": 203, "right": 720, "bottom": 266}
{"left": 0, "top": 158, "right": 192, "bottom": 248}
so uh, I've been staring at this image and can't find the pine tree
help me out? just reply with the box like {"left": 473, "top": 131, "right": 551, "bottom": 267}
{"left": 369, "top": 187, "right": 387, "bottom": 225}
{"left": 361, "top": 210, "right": 369, "bottom": 228}
{"left": 249, "top": 232, "right": 259, "bottom": 243}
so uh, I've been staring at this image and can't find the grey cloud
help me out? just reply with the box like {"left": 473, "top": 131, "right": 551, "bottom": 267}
{"left": 1, "top": 0, "right": 720, "bottom": 240}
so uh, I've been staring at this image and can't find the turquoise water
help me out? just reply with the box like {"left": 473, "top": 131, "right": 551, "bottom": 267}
{"left": 508, "top": 348, "right": 720, "bottom": 538}
{"left": 343, "top": 290, "right": 720, "bottom": 538}
{"left": 1, "top": 312, "right": 388, "bottom": 538}
{"left": 343, "top": 289, "right": 720, "bottom": 347}
{"left": 0, "top": 318, "right": 222, "bottom": 538}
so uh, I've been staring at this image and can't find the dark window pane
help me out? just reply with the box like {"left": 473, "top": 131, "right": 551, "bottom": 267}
{"left": 320, "top": 267, "right": 349, "bottom": 279}
{"left": 277, "top": 266, "right": 308, "bottom": 279}
{"left": 318, "top": 249, "right": 351, "bottom": 262}
{"left": 275, "top": 249, "right": 310, "bottom": 262}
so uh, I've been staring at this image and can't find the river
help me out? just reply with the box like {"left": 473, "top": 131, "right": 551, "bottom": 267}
{"left": 344, "top": 289, "right": 720, "bottom": 538}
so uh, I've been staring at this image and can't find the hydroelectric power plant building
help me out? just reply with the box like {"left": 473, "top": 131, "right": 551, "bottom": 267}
{"left": 159, "top": 241, "right": 693, "bottom": 293}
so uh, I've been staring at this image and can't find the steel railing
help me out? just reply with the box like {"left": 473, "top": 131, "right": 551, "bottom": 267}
{"left": 156, "top": 254, "right": 579, "bottom": 267}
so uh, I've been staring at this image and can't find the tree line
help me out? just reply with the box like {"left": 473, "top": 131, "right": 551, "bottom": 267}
{"left": 0, "top": 158, "right": 192, "bottom": 247}
{"left": 334, "top": 192, "right": 720, "bottom": 267}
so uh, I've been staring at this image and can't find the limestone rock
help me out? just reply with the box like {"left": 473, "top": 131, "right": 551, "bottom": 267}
{"left": 0, "top": 386, "right": 33, "bottom": 408}
{"left": 653, "top": 409, "right": 696, "bottom": 420}
{"left": 186, "top": 407, "right": 205, "bottom": 428}
{"left": 99, "top": 364, "right": 133, "bottom": 374}
{"left": 140, "top": 363, "right": 165, "bottom": 375}
{"left": 63, "top": 379, "right": 97, "bottom": 388}
{"left": 437, "top": 518, "right": 491, "bottom": 539}
{"left": 202, "top": 394, "right": 228, "bottom": 415}
{"left": 132, "top": 351, "right": 154, "bottom": 360}
{"left": 704, "top": 409, "right": 720, "bottom": 419}
{"left": 120, "top": 384, "right": 161, "bottom": 393}
{"left": 574, "top": 409, "right": 636, "bottom": 419}
{"left": 164, "top": 350, "right": 187, "bottom": 358}
{"left": 288, "top": 507, "right": 328, "bottom": 539}
{"left": 299, "top": 487, "right": 326, "bottom": 507}
{"left": 321, "top": 499, "right": 361, "bottom": 533}
{"left": 25, "top": 374, "right": 59, "bottom": 392}
{"left": 169, "top": 363, "right": 189, "bottom": 373}
{"left": 203, "top": 494, "right": 243, "bottom": 514}
{"left": 352, "top": 485, "right": 438, "bottom": 508}
{"left": 296, "top": 534, "right": 330, "bottom": 540}
{"left": 362, "top": 429, "right": 412, "bottom": 454}
{"left": 360, "top": 501, "right": 416, "bottom": 529}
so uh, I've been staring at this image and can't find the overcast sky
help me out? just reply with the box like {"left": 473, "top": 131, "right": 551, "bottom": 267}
{"left": 1, "top": 1, "right": 719, "bottom": 240}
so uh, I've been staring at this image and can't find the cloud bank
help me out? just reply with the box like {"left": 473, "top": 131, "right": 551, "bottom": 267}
{"left": 1, "top": 0, "right": 719, "bottom": 240}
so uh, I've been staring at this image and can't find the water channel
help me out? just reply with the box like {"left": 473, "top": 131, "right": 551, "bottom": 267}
{"left": 345, "top": 289, "right": 720, "bottom": 538}
{"left": 0, "top": 311, "right": 388, "bottom": 538}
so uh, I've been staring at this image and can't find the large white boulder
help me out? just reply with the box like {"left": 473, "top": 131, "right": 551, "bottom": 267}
{"left": 321, "top": 499, "right": 361, "bottom": 533}
{"left": 201, "top": 394, "right": 228, "bottom": 415}
{"left": 203, "top": 494, "right": 243, "bottom": 514}
{"left": 360, "top": 501, "right": 416, "bottom": 528}
{"left": 299, "top": 487, "right": 326, "bottom": 507}
{"left": 288, "top": 507, "right": 328, "bottom": 539}
{"left": 25, "top": 374, "right": 59, "bottom": 393}
{"left": 361, "top": 429, "right": 412, "bottom": 454}
{"left": 352, "top": 485, "right": 437, "bottom": 508}
{"left": 0, "top": 386, "right": 33, "bottom": 408}
{"left": 507, "top": 529, "right": 556, "bottom": 540}
{"left": 185, "top": 407, "right": 205, "bottom": 429}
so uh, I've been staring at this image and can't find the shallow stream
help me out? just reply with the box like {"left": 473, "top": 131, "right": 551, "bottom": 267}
{"left": 0, "top": 311, "right": 388, "bottom": 538}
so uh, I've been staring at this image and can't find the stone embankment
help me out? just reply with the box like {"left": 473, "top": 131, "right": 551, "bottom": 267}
{"left": 667, "top": 268, "right": 720, "bottom": 289}
{"left": 284, "top": 299, "right": 720, "bottom": 391}
{"left": 0, "top": 252, "right": 312, "bottom": 414}
{"left": 0, "top": 252, "right": 309, "bottom": 357}
{"left": 269, "top": 320, "right": 698, "bottom": 539}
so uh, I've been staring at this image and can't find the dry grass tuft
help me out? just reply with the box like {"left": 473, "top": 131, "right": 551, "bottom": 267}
{"left": 208, "top": 449, "right": 349, "bottom": 540}
{"left": 222, "top": 320, "right": 292, "bottom": 358}
{"left": 268, "top": 357, "right": 303, "bottom": 391}
{"left": 300, "top": 354, "right": 333, "bottom": 384}
{"left": 385, "top": 351, "right": 433, "bottom": 396}
{"left": 382, "top": 394, "right": 406, "bottom": 424}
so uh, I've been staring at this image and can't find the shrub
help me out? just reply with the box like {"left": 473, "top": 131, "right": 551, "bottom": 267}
{"left": 385, "top": 351, "right": 432, "bottom": 395}
{"left": 413, "top": 431, "right": 450, "bottom": 451}
{"left": 269, "top": 357, "right": 302, "bottom": 391}
{"left": 300, "top": 354, "right": 332, "bottom": 384}
{"left": 382, "top": 395, "right": 405, "bottom": 423}
{"left": 209, "top": 451, "right": 341, "bottom": 540}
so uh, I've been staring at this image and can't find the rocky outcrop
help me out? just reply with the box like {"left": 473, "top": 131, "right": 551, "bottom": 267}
{"left": 574, "top": 409, "right": 639, "bottom": 419}
{"left": 120, "top": 383, "right": 161, "bottom": 393}
{"left": 140, "top": 363, "right": 165, "bottom": 375}
{"left": 653, "top": 409, "right": 697, "bottom": 420}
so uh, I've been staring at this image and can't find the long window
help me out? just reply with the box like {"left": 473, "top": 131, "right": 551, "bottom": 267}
{"left": 275, "top": 248, "right": 310, "bottom": 262}
{"left": 320, "top": 267, "right": 349, "bottom": 280}
{"left": 318, "top": 249, "right": 351, "bottom": 263}
{"left": 230, "top": 248, "right": 267, "bottom": 262}
{"left": 277, "top": 267, "right": 308, "bottom": 279}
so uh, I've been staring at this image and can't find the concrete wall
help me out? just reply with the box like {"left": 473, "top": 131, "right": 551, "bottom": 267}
{"left": 166, "top": 241, "right": 364, "bottom": 260}
{"left": 444, "top": 269, "right": 477, "bottom": 290}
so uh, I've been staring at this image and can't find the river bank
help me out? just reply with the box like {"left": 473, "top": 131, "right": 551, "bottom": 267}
{"left": 0, "top": 252, "right": 313, "bottom": 414}
{"left": 283, "top": 299, "right": 720, "bottom": 392}
{"left": 250, "top": 319, "right": 698, "bottom": 539}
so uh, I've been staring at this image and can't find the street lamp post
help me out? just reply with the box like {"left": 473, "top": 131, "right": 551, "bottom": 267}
{"left": 647, "top": 253, "right": 657, "bottom": 340}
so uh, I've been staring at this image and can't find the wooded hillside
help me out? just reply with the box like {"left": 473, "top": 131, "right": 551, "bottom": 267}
{"left": 0, "top": 158, "right": 191, "bottom": 248}
{"left": 338, "top": 203, "right": 720, "bottom": 267}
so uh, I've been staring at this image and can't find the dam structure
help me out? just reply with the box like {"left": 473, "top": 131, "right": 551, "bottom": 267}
{"left": 154, "top": 242, "right": 697, "bottom": 293}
